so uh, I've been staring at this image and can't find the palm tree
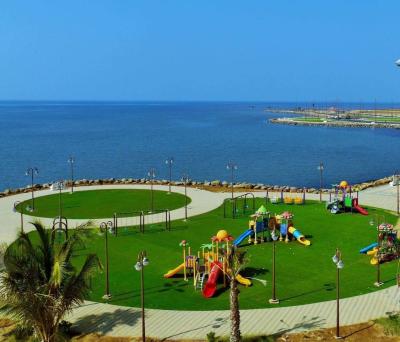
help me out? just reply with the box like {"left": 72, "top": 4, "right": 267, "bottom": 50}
{"left": 0, "top": 221, "right": 101, "bottom": 342}
{"left": 225, "top": 246, "right": 247, "bottom": 342}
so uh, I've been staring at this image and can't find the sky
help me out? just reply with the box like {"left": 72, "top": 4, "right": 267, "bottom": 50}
{"left": 0, "top": 1, "right": 399, "bottom": 102}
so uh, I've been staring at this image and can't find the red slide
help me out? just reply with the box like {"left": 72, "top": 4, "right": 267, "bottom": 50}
{"left": 352, "top": 198, "right": 368, "bottom": 215}
{"left": 202, "top": 262, "right": 222, "bottom": 298}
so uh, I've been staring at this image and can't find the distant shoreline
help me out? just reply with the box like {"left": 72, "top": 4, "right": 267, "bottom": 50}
{"left": 269, "top": 117, "right": 400, "bottom": 129}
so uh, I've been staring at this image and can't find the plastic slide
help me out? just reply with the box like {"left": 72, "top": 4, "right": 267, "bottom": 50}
{"left": 359, "top": 242, "right": 378, "bottom": 254}
{"left": 236, "top": 274, "right": 252, "bottom": 286}
{"left": 352, "top": 198, "right": 368, "bottom": 215}
{"left": 163, "top": 263, "right": 185, "bottom": 278}
{"left": 202, "top": 262, "right": 222, "bottom": 298}
{"left": 288, "top": 226, "right": 311, "bottom": 246}
{"left": 233, "top": 229, "right": 253, "bottom": 246}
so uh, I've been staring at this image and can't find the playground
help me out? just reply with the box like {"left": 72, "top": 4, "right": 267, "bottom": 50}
{"left": 24, "top": 191, "right": 398, "bottom": 311}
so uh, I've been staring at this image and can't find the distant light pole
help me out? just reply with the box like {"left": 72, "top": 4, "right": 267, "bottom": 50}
{"left": 13, "top": 201, "right": 23, "bottom": 233}
{"left": 100, "top": 220, "right": 113, "bottom": 300}
{"left": 135, "top": 251, "right": 149, "bottom": 342}
{"left": 147, "top": 168, "right": 156, "bottom": 213}
{"left": 226, "top": 162, "right": 238, "bottom": 199}
{"left": 58, "top": 180, "right": 65, "bottom": 224}
{"left": 68, "top": 156, "right": 75, "bottom": 193}
{"left": 181, "top": 173, "right": 189, "bottom": 220}
{"left": 332, "top": 248, "right": 344, "bottom": 339}
{"left": 396, "top": 172, "right": 399, "bottom": 216}
{"left": 165, "top": 157, "right": 174, "bottom": 193}
{"left": 317, "top": 162, "right": 324, "bottom": 202}
{"left": 269, "top": 229, "right": 279, "bottom": 304}
{"left": 25, "top": 167, "right": 39, "bottom": 211}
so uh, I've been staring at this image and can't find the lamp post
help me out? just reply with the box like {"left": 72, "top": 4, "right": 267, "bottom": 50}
{"left": 135, "top": 251, "right": 149, "bottom": 342}
{"left": 100, "top": 220, "right": 113, "bottom": 300}
{"left": 57, "top": 180, "right": 65, "bottom": 226}
{"left": 13, "top": 201, "right": 23, "bottom": 233}
{"left": 396, "top": 172, "right": 399, "bottom": 216}
{"left": 317, "top": 162, "right": 324, "bottom": 202}
{"left": 332, "top": 248, "right": 344, "bottom": 339}
{"left": 181, "top": 173, "right": 189, "bottom": 220}
{"left": 269, "top": 229, "right": 279, "bottom": 304}
{"left": 147, "top": 168, "right": 156, "bottom": 213}
{"left": 25, "top": 167, "right": 39, "bottom": 211}
{"left": 226, "top": 162, "right": 238, "bottom": 200}
{"left": 165, "top": 157, "right": 174, "bottom": 193}
{"left": 67, "top": 156, "right": 75, "bottom": 193}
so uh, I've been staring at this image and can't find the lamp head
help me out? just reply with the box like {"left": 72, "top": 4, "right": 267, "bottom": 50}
{"left": 332, "top": 254, "right": 339, "bottom": 264}
{"left": 135, "top": 262, "right": 143, "bottom": 271}
{"left": 142, "top": 257, "right": 149, "bottom": 266}
{"left": 337, "top": 260, "right": 344, "bottom": 269}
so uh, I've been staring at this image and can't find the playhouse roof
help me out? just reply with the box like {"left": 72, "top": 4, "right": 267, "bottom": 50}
{"left": 256, "top": 205, "right": 268, "bottom": 214}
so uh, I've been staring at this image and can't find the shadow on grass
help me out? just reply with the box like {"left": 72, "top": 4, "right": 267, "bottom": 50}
{"left": 242, "top": 267, "right": 268, "bottom": 277}
{"left": 279, "top": 283, "right": 335, "bottom": 302}
{"left": 71, "top": 307, "right": 141, "bottom": 335}
{"left": 105, "top": 281, "right": 188, "bottom": 304}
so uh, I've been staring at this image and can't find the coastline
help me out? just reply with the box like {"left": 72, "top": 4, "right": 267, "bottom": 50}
{"left": 0, "top": 174, "right": 394, "bottom": 199}
{"left": 269, "top": 117, "right": 400, "bottom": 129}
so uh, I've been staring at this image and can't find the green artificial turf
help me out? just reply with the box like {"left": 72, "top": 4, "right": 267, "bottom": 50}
{"left": 28, "top": 199, "right": 399, "bottom": 311}
{"left": 17, "top": 189, "right": 190, "bottom": 219}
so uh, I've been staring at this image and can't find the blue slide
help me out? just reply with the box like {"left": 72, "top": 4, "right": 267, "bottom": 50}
{"left": 359, "top": 242, "right": 378, "bottom": 254}
{"left": 233, "top": 229, "right": 253, "bottom": 246}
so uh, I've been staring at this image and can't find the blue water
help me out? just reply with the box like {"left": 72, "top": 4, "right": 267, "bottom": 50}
{"left": 0, "top": 101, "right": 399, "bottom": 190}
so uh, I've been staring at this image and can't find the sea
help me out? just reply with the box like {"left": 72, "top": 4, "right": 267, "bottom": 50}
{"left": 0, "top": 101, "right": 399, "bottom": 190}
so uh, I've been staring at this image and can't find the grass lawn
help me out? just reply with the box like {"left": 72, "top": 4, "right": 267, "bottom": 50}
{"left": 26, "top": 198, "right": 397, "bottom": 311}
{"left": 294, "top": 117, "right": 325, "bottom": 122}
{"left": 17, "top": 189, "right": 190, "bottom": 219}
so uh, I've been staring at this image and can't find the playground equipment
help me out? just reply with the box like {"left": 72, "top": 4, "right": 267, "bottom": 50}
{"left": 360, "top": 223, "right": 400, "bottom": 265}
{"left": 52, "top": 216, "right": 68, "bottom": 240}
{"left": 113, "top": 209, "right": 171, "bottom": 235}
{"left": 223, "top": 193, "right": 255, "bottom": 219}
{"left": 269, "top": 189, "right": 306, "bottom": 205}
{"left": 233, "top": 206, "right": 311, "bottom": 247}
{"left": 326, "top": 181, "right": 368, "bottom": 215}
{"left": 163, "top": 231, "right": 252, "bottom": 298}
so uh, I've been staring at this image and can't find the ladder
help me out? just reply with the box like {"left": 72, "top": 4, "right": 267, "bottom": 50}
{"left": 196, "top": 272, "right": 206, "bottom": 290}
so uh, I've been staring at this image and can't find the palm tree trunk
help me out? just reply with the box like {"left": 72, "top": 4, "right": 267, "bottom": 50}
{"left": 230, "top": 277, "right": 241, "bottom": 342}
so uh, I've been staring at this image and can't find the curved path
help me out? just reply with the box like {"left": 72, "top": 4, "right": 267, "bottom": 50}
{"left": 0, "top": 184, "right": 228, "bottom": 244}
{"left": 0, "top": 184, "right": 399, "bottom": 339}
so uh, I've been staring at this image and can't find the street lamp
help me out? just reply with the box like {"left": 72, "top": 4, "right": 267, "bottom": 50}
{"left": 181, "top": 173, "right": 189, "bottom": 220}
{"left": 226, "top": 162, "right": 238, "bottom": 200}
{"left": 57, "top": 180, "right": 65, "bottom": 229}
{"left": 100, "top": 220, "right": 113, "bottom": 300}
{"left": 332, "top": 248, "right": 344, "bottom": 339}
{"left": 135, "top": 251, "right": 149, "bottom": 342}
{"left": 25, "top": 167, "right": 39, "bottom": 211}
{"left": 317, "top": 162, "right": 324, "bottom": 202}
{"left": 67, "top": 156, "right": 75, "bottom": 193}
{"left": 395, "top": 172, "right": 399, "bottom": 216}
{"left": 147, "top": 168, "right": 156, "bottom": 213}
{"left": 13, "top": 201, "right": 24, "bottom": 233}
{"left": 269, "top": 229, "right": 279, "bottom": 304}
{"left": 165, "top": 157, "right": 174, "bottom": 194}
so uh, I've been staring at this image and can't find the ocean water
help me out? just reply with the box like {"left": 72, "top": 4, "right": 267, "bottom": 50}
{"left": 0, "top": 101, "right": 399, "bottom": 190}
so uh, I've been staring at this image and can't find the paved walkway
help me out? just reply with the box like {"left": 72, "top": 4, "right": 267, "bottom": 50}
{"left": 0, "top": 184, "right": 399, "bottom": 339}
{"left": 0, "top": 184, "right": 228, "bottom": 244}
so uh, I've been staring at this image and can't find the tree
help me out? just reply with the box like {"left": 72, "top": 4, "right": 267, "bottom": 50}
{"left": 0, "top": 221, "right": 101, "bottom": 342}
{"left": 225, "top": 246, "right": 247, "bottom": 342}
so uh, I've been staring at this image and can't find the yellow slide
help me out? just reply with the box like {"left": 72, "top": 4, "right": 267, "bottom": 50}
{"left": 288, "top": 226, "right": 311, "bottom": 246}
{"left": 236, "top": 274, "right": 252, "bottom": 286}
{"left": 367, "top": 248, "right": 379, "bottom": 265}
{"left": 163, "top": 263, "right": 185, "bottom": 278}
